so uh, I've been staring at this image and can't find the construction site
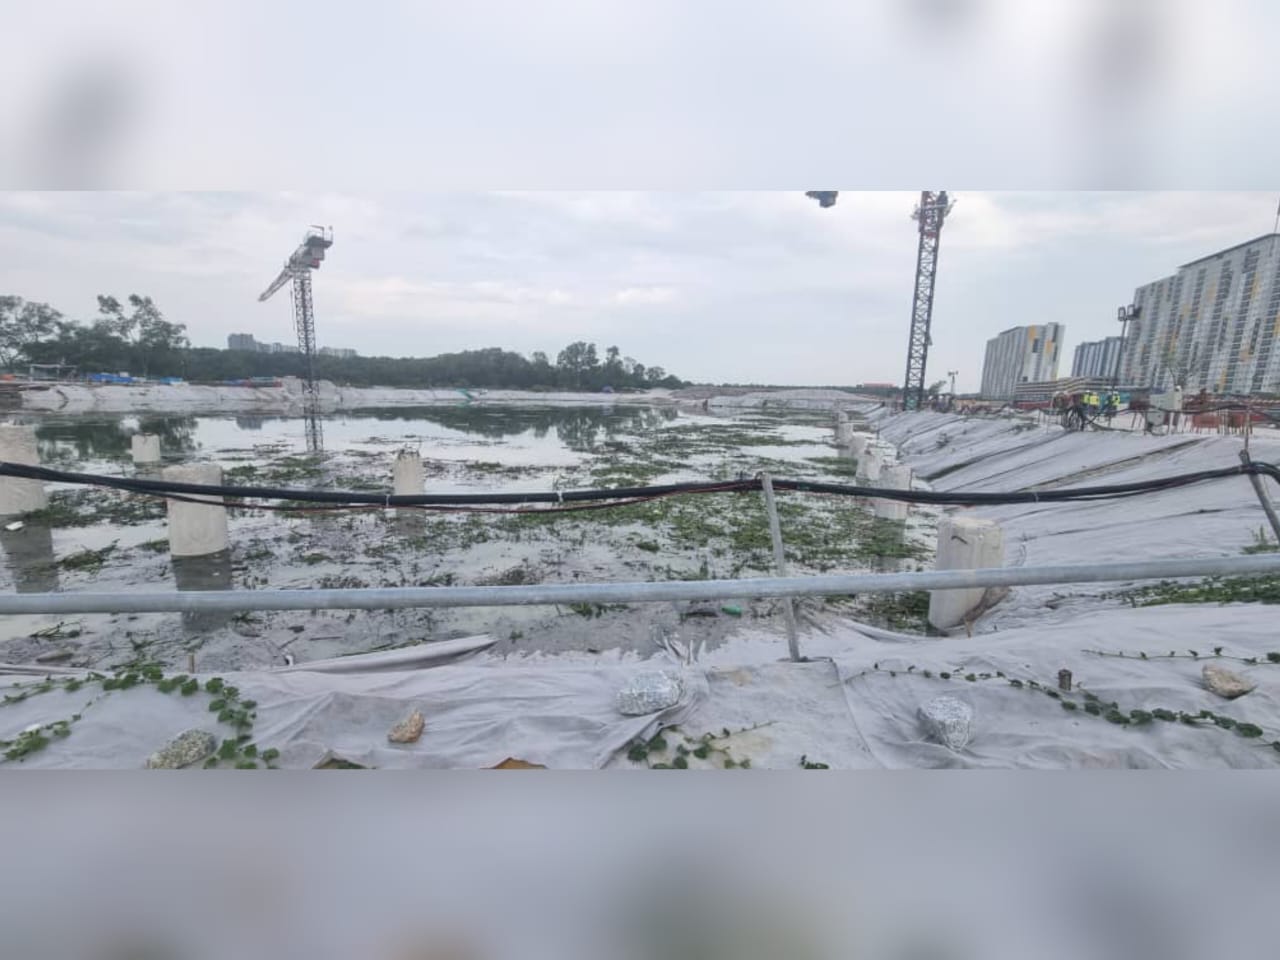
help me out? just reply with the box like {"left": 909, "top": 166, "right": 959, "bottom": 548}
{"left": 3, "top": 194, "right": 1280, "bottom": 769}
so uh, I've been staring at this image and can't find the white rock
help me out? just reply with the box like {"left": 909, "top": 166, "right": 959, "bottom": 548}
{"left": 918, "top": 696, "right": 973, "bottom": 752}
{"left": 1202, "top": 663, "right": 1255, "bottom": 700}
{"left": 616, "top": 671, "right": 684, "bottom": 716}
{"left": 387, "top": 709, "right": 425, "bottom": 744}
{"left": 146, "top": 729, "right": 218, "bottom": 769}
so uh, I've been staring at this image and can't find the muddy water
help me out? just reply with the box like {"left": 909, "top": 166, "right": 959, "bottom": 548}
{"left": 0, "top": 404, "right": 936, "bottom": 671}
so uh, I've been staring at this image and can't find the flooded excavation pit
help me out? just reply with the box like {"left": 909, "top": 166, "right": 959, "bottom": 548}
{"left": 0, "top": 404, "right": 935, "bottom": 671}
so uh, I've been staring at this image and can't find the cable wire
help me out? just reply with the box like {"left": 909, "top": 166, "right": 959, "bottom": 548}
{"left": 0, "top": 458, "right": 1272, "bottom": 512}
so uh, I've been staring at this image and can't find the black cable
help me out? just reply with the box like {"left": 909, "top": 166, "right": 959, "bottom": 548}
{"left": 0, "top": 461, "right": 756, "bottom": 505}
{"left": 0, "top": 458, "right": 1270, "bottom": 510}
{"left": 770, "top": 463, "right": 1262, "bottom": 504}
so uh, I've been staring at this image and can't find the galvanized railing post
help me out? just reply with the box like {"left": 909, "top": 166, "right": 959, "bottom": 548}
{"left": 1239, "top": 449, "right": 1280, "bottom": 545}
{"left": 759, "top": 472, "right": 801, "bottom": 661}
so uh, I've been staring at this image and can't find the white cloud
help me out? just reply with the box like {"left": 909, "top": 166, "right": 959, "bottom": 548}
{"left": 4, "top": 190, "right": 1280, "bottom": 390}
{"left": 611, "top": 286, "right": 677, "bottom": 306}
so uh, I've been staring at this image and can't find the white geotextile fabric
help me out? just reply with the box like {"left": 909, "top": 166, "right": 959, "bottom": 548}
{"left": 22, "top": 382, "right": 672, "bottom": 414}
{"left": 2, "top": 407, "right": 1278, "bottom": 769}
{"left": 826, "top": 604, "right": 1280, "bottom": 769}
{"left": 2, "top": 606, "right": 1277, "bottom": 769}
{"left": 867, "top": 411, "right": 1280, "bottom": 633}
{"left": 0, "top": 654, "right": 707, "bottom": 769}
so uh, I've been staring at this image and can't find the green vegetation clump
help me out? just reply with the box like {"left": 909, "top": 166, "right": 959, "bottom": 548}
{"left": 859, "top": 591, "right": 931, "bottom": 631}
{"left": 1115, "top": 576, "right": 1280, "bottom": 607}
{"left": 24, "top": 490, "right": 165, "bottom": 528}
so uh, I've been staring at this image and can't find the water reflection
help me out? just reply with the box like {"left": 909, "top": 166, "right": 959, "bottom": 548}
{"left": 871, "top": 522, "right": 909, "bottom": 574}
{"left": 304, "top": 409, "right": 324, "bottom": 455}
{"left": 339, "top": 404, "right": 678, "bottom": 447}
{"left": 0, "top": 521, "right": 59, "bottom": 593}
{"left": 24, "top": 404, "right": 686, "bottom": 462}
{"left": 171, "top": 551, "right": 234, "bottom": 633}
{"left": 32, "top": 416, "right": 198, "bottom": 462}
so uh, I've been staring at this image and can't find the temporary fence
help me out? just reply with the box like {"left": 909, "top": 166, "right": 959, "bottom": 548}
{"left": 3, "top": 451, "right": 1280, "bottom": 661}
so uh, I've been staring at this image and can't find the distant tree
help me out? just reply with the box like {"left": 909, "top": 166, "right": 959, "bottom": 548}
{"left": 0, "top": 297, "right": 62, "bottom": 369}
{"left": 95, "top": 294, "right": 189, "bottom": 375}
{"left": 927, "top": 379, "right": 947, "bottom": 395}
{"left": 4, "top": 294, "right": 690, "bottom": 390}
{"left": 556, "top": 341, "right": 600, "bottom": 388}
{"left": 95, "top": 295, "right": 134, "bottom": 340}
{"left": 1160, "top": 338, "right": 1190, "bottom": 389}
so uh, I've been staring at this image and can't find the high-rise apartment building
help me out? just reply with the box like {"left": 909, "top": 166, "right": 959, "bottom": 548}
{"left": 1071, "top": 336, "right": 1123, "bottom": 379}
{"left": 980, "top": 323, "right": 1064, "bottom": 400}
{"left": 1122, "top": 233, "right": 1280, "bottom": 393}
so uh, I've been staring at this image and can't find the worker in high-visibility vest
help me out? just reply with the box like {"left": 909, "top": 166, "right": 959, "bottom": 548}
{"left": 1102, "top": 391, "right": 1119, "bottom": 422}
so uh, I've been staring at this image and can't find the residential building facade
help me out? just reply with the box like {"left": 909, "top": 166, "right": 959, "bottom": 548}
{"left": 1122, "top": 233, "right": 1280, "bottom": 393}
{"left": 980, "top": 323, "right": 1064, "bottom": 400}
{"left": 1071, "top": 336, "right": 1123, "bottom": 379}
{"left": 226, "top": 334, "right": 353, "bottom": 358}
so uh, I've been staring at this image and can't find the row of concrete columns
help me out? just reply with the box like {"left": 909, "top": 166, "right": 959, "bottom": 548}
{"left": 832, "top": 412, "right": 1004, "bottom": 630}
{"left": 0, "top": 429, "right": 433, "bottom": 561}
{"left": 3, "top": 415, "right": 1005, "bottom": 633}
{"left": 833, "top": 420, "right": 913, "bottom": 521}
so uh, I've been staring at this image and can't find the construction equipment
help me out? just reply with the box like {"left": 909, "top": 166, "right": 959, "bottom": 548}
{"left": 804, "top": 191, "right": 954, "bottom": 410}
{"left": 805, "top": 191, "right": 839, "bottom": 208}
{"left": 258, "top": 226, "right": 333, "bottom": 452}
{"left": 902, "top": 191, "right": 953, "bottom": 411}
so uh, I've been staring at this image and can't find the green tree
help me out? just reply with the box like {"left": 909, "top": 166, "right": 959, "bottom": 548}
{"left": 0, "top": 297, "right": 62, "bottom": 370}
{"left": 556, "top": 341, "right": 600, "bottom": 388}
{"left": 3, "top": 293, "right": 691, "bottom": 390}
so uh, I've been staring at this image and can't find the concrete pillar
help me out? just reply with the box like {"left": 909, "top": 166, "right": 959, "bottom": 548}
{"left": 848, "top": 433, "right": 870, "bottom": 457}
{"left": 874, "top": 463, "right": 913, "bottom": 520}
{"left": 163, "top": 463, "right": 229, "bottom": 558}
{"left": 392, "top": 450, "right": 424, "bottom": 498}
{"left": 172, "top": 551, "right": 234, "bottom": 633}
{"left": 857, "top": 447, "right": 883, "bottom": 484}
{"left": 928, "top": 516, "right": 1005, "bottom": 630}
{"left": 835, "top": 422, "right": 854, "bottom": 446}
{"left": 0, "top": 425, "right": 46, "bottom": 516}
{"left": 130, "top": 433, "right": 161, "bottom": 465}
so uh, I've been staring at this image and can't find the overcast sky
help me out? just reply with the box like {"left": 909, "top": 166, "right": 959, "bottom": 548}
{"left": 2, "top": 191, "right": 1277, "bottom": 391}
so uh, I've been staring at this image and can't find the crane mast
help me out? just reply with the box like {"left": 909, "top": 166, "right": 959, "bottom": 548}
{"left": 258, "top": 226, "right": 333, "bottom": 452}
{"left": 902, "top": 191, "right": 953, "bottom": 411}
{"left": 804, "top": 190, "right": 953, "bottom": 411}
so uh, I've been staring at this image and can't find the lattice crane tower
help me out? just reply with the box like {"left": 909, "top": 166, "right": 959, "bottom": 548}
{"left": 903, "top": 191, "right": 953, "bottom": 411}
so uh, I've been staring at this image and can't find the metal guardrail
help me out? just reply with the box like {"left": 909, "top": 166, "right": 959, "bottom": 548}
{"left": 1, "top": 554, "right": 1277, "bottom": 616}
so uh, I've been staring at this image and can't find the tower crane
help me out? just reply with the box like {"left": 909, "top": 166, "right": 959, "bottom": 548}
{"left": 258, "top": 225, "right": 333, "bottom": 452}
{"left": 902, "top": 191, "right": 953, "bottom": 411}
{"left": 804, "top": 190, "right": 954, "bottom": 410}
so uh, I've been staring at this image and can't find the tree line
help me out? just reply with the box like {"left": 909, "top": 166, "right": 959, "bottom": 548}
{"left": 0, "top": 295, "right": 687, "bottom": 391}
